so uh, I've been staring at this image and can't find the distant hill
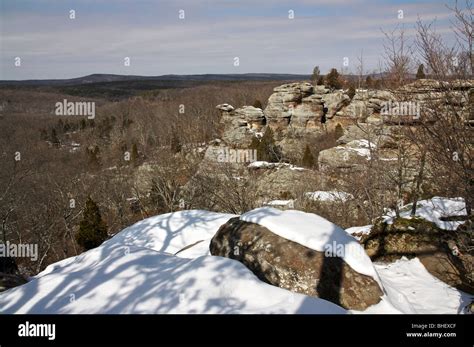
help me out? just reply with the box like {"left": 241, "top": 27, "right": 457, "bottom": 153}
{"left": 0, "top": 73, "right": 312, "bottom": 86}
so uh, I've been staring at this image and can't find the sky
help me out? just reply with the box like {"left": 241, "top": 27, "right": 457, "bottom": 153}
{"left": 0, "top": 0, "right": 458, "bottom": 80}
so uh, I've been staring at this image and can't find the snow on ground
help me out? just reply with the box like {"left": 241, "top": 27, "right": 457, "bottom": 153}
{"left": 106, "top": 210, "right": 237, "bottom": 258}
{"left": 0, "top": 242, "right": 345, "bottom": 314}
{"left": 305, "top": 190, "right": 354, "bottom": 202}
{"left": 240, "top": 207, "right": 381, "bottom": 284}
{"left": 264, "top": 199, "right": 295, "bottom": 208}
{"left": 345, "top": 225, "right": 372, "bottom": 240}
{"left": 248, "top": 161, "right": 305, "bottom": 171}
{"left": 335, "top": 139, "right": 376, "bottom": 160}
{"left": 0, "top": 206, "right": 470, "bottom": 314}
{"left": 383, "top": 197, "right": 467, "bottom": 230}
{"left": 370, "top": 257, "right": 472, "bottom": 314}
{"left": 0, "top": 210, "right": 345, "bottom": 314}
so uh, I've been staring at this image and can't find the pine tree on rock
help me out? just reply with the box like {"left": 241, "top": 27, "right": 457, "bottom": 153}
{"left": 311, "top": 66, "right": 320, "bottom": 85}
{"left": 325, "top": 68, "right": 342, "bottom": 90}
{"left": 76, "top": 197, "right": 108, "bottom": 250}
{"left": 416, "top": 64, "right": 426, "bottom": 79}
{"left": 347, "top": 85, "right": 356, "bottom": 100}
{"left": 250, "top": 127, "right": 281, "bottom": 162}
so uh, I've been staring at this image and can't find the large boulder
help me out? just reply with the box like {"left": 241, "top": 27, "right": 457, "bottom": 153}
{"left": 233, "top": 106, "right": 265, "bottom": 130}
{"left": 253, "top": 166, "right": 319, "bottom": 203}
{"left": 290, "top": 94, "right": 323, "bottom": 129}
{"left": 264, "top": 83, "right": 314, "bottom": 129}
{"left": 222, "top": 127, "right": 255, "bottom": 148}
{"left": 210, "top": 211, "right": 383, "bottom": 310}
{"left": 217, "top": 104, "right": 262, "bottom": 147}
{"left": 321, "top": 91, "right": 351, "bottom": 118}
{"left": 361, "top": 217, "right": 474, "bottom": 294}
{"left": 318, "top": 140, "right": 375, "bottom": 171}
{"left": 336, "top": 124, "right": 395, "bottom": 148}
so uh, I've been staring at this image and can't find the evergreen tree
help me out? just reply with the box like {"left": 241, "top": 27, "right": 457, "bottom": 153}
{"left": 311, "top": 66, "right": 320, "bottom": 85}
{"left": 131, "top": 142, "right": 139, "bottom": 166}
{"left": 416, "top": 64, "right": 426, "bottom": 79}
{"left": 301, "top": 144, "right": 314, "bottom": 168}
{"left": 170, "top": 131, "right": 182, "bottom": 153}
{"left": 347, "top": 85, "right": 356, "bottom": 100}
{"left": 50, "top": 128, "right": 60, "bottom": 147}
{"left": 335, "top": 123, "right": 344, "bottom": 139}
{"left": 76, "top": 197, "right": 108, "bottom": 250}
{"left": 250, "top": 127, "right": 281, "bottom": 162}
{"left": 316, "top": 76, "right": 325, "bottom": 85}
{"left": 365, "top": 75, "right": 374, "bottom": 88}
{"left": 325, "top": 68, "right": 342, "bottom": 90}
{"left": 253, "top": 99, "right": 263, "bottom": 109}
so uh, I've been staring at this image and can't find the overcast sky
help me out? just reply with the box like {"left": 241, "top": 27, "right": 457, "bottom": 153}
{"left": 0, "top": 0, "right": 457, "bottom": 80}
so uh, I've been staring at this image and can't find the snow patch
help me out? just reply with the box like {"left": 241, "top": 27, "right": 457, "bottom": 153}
{"left": 372, "top": 257, "right": 472, "bottom": 314}
{"left": 383, "top": 197, "right": 467, "bottom": 230}
{"left": 248, "top": 161, "right": 305, "bottom": 171}
{"left": 264, "top": 200, "right": 295, "bottom": 208}
{"left": 0, "top": 243, "right": 345, "bottom": 314}
{"left": 305, "top": 191, "right": 354, "bottom": 202}
{"left": 345, "top": 225, "right": 372, "bottom": 240}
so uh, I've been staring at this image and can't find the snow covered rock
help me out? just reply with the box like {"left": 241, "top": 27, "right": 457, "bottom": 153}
{"left": 305, "top": 190, "right": 353, "bottom": 202}
{"left": 210, "top": 208, "right": 384, "bottom": 310}
{"left": 362, "top": 214, "right": 474, "bottom": 294}
{"left": 318, "top": 139, "right": 376, "bottom": 171}
{"left": 383, "top": 197, "right": 468, "bottom": 231}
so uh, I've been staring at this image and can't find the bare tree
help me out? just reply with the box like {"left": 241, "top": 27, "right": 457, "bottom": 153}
{"left": 381, "top": 24, "right": 414, "bottom": 87}
{"left": 447, "top": 0, "right": 474, "bottom": 76}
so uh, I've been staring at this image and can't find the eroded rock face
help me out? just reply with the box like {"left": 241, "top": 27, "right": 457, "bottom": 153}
{"left": 234, "top": 106, "right": 265, "bottom": 130}
{"left": 253, "top": 166, "right": 319, "bottom": 203}
{"left": 336, "top": 124, "right": 394, "bottom": 148}
{"left": 216, "top": 104, "right": 261, "bottom": 147}
{"left": 216, "top": 79, "right": 473, "bottom": 162}
{"left": 290, "top": 95, "right": 324, "bottom": 128}
{"left": 264, "top": 82, "right": 314, "bottom": 129}
{"left": 318, "top": 140, "right": 374, "bottom": 171}
{"left": 362, "top": 217, "right": 474, "bottom": 294}
{"left": 210, "top": 217, "right": 383, "bottom": 310}
{"left": 321, "top": 91, "right": 351, "bottom": 118}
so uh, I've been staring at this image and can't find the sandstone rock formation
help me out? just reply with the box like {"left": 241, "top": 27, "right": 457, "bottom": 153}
{"left": 318, "top": 140, "right": 375, "bottom": 171}
{"left": 216, "top": 104, "right": 264, "bottom": 147}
